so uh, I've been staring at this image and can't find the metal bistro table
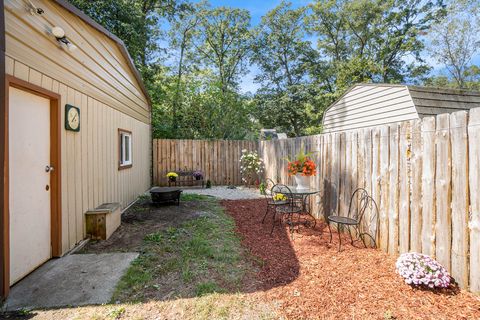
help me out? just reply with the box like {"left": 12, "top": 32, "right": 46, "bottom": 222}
{"left": 286, "top": 187, "right": 319, "bottom": 229}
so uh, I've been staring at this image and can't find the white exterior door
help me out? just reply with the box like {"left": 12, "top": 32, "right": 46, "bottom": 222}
{"left": 9, "top": 87, "right": 52, "bottom": 285}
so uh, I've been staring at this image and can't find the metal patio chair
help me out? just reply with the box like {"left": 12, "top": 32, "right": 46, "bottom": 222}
{"left": 261, "top": 178, "right": 288, "bottom": 223}
{"left": 269, "top": 184, "right": 301, "bottom": 235}
{"left": 327, "top": 188, "right": 379, "bottom": 251}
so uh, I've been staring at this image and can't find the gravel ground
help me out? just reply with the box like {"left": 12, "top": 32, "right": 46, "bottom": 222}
{"left": 181, "top": 186, "right": 263, "bottom": 200}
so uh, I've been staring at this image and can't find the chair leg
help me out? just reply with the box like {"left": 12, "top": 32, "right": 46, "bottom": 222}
{"left": 270, "top": 211, "right": 277, "bottom": 235}
{"left": 347, "top": 226, "right": 354, "bottom": 245}
{"left": 337, "top": 225, "right": 342, "bottom": 252}
{"left": 261, "top": 204, "right": 270, "bottom": 224}
{"left": 327, "top": 222, "right": 333, "bottom": 243}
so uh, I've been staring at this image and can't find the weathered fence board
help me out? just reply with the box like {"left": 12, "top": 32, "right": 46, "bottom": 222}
{"left": 468, "top": 108, "right": 480, "bottom": 292}
{"left": 399, "top": 121, "right": 411, "bottom": 253}
{"left": 388, "top": 124, "right": 400, "bottom": 255}
{"left": 421, "top": 117, "right": 436, "bottom": 257}
{"left": 435, "top": 113, "right": 452, "bottom": 270}
{"left": 450, "top": 111, "right": 469, "bottom": 288}
{"left": 379, "top": 125, "right": 390, "bottom": 252}
{"left": 410, "top": 120, "right": 423, "bottom": 252}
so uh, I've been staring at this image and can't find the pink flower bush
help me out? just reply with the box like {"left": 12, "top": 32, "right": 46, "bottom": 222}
{"left": 395, "top": 252, "right": 451, "bottom": 288}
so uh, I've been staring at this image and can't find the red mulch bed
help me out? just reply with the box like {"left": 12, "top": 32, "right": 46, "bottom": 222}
{"left": 221, "top": 199, "right": 480, "bottom": 320}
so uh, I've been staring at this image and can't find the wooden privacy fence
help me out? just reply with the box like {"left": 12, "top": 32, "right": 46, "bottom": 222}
{"left": 259, "top": 108, "right": 480, "bottom": 293}
{"left": 153, "top": 139, "right": 258, "bottom": 186}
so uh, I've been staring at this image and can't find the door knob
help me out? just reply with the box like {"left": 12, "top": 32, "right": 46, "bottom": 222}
{"left": 45, "top": 165, "right": 54, "bottom": 173}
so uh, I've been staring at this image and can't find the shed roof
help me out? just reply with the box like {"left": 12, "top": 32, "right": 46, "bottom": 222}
{"left": 53, "top": 0, "right": 151, "bottom": 106}
{"left": 407, "top": 85, "right": 480, "bottom": 117}
{"left": 321, "top": 83, "right": 480, "bottom": 133}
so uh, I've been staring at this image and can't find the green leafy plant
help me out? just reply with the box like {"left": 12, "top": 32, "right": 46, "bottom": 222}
{"left": 259, "top": 181, "right": 267, "bottom": 195}
{"left": 206, "top": 180, "right": 212, "bottom": 188}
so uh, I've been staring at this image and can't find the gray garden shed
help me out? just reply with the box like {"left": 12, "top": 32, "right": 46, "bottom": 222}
{"left": 322, "top": 83, "right": 480, "bottom": 133}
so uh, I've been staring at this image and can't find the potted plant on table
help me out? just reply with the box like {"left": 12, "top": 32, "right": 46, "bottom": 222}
{"left": 166, "top": 172, "right": 178, "bottom": 182}
{"left": 286, "top": 149, "right": 316, "bottom": 189}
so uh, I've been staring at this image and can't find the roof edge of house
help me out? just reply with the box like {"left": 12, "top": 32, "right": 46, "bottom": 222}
{"left": 53, "top": 0, "right": 152, "bottom": 109}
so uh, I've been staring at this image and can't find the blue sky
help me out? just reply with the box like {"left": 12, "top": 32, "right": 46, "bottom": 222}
{"left": 189, "top": 0, "right": 480, "bottom": 93}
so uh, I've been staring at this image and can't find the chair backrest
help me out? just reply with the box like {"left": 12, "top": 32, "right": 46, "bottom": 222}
{"left": 348, "top": 188, "right": 369, "bottom": 220}
{"left": 348, "top": 188, "right": 380, "bottom": 241}
{"left": 264, "top": 178, "right": 276, "bottom": 200}
{"left": 271, "top": 184, "right": 294, "bottom": 204}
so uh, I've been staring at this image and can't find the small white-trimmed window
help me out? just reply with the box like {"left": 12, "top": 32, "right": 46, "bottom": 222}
{"left": 119, "top": 129, "right": 132, "bottom": 169}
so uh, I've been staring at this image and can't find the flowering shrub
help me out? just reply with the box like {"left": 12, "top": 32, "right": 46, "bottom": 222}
{"left": 240, "top": 149, "right": 264, "bottom": 185}
{"left": 395, "top": 252, "right": 451, "bottom": 288}
{"left": 192, "top": 170, "right": 203, "bottom": 179}
{"left": 286, "top": 149, "right": 317, "bottom": 176}
{"left": 166, "top": 172, "right": 178, "bottom": 181}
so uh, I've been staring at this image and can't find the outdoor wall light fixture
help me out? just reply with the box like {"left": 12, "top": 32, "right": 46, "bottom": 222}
{"left": 26, "top": 0, "right": 44, "bottom": 15}
{"left": 51, "top": 26, "right": 77, "bottom": 52}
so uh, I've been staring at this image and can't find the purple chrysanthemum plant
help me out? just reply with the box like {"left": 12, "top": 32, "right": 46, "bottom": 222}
{"left": 395, "top": 252, "right": 451, "bottom": 289}
{"left": 192, "top": 170, "right": 203, "bottom": 179}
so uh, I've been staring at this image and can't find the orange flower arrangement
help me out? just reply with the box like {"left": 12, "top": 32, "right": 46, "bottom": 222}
{"left": 286, "top": 149, "right": 317, "bottom": 176}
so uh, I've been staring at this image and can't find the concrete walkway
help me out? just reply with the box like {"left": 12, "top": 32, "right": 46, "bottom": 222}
{"left": 3, "top": 252, "right": 138, "bottom": 311}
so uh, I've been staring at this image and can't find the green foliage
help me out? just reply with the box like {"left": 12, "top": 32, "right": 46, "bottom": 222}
{"left": 195, "top": 281, "right": 223, "bottom": 296}
{"left": 427, "top": 0, "right": 480, "bottom": 88}
{"left": 68, "top": 0, "right": 476, "bottom": 140}
{"left": 251, "top": 2, "right": 325, "bottom": 136}
{"left": 206, "top": 180, "right": 212, "bottom": 189}
{"left": 259, "top": 182, "right": 267, "bottom": 195}
{"left": 181, "top": 193, "right": 212, "bottom": 201}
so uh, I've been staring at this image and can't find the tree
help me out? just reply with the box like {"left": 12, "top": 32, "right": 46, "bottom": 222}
{"left": 167, "top": 2, "right": 203, "bottom": 131}
{"left": 67, "top": 0, "right": 182, "bottom": 95}
{"left": 251, "top": 2, "right": 323, "bottom": 136}
{"left": 307, "top": 0, "right": 445, "bottom": 89}
{"left": 427, "top": 0, "right": 480, "bottom": 88}
{"left": 192, "top": 5, "right": 253, "bottom": 92}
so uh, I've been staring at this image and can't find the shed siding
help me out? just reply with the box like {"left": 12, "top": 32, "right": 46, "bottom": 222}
{"left": 323, "top": 85, "right": 418, "bottom": 133}
{"left": 5, "top": 1, "right": 151, "bottom": 254}
{"left": 5, "top": 0, "right": 149, "bottom": 124}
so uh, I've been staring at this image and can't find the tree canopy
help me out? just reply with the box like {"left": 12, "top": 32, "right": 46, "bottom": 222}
{"left": 67, "top": 0, "right": 479, "bottom": 139}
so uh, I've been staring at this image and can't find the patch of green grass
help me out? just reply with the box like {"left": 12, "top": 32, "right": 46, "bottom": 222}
{"left": 180, "top": 193, "right": 212, "bottom": 201}
{"left": 108, "top": 307, "right": 126, "bottom": 319}
{"left": 144, "top": 232, "right": 163, "bottom": 243}
{"left": 113, "top": 196, "right": 253, "bottom": 302}
{"left": 195, "top": 281, "right": 223, "bottom": 296}
{"left": 112, "top": 256, "right": 152, "bottom": 301}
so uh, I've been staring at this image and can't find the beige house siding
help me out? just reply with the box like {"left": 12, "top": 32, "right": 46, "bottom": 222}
{"left": 322, "top": 85, "right": 418, "bottom": 133}
{"left": 5, "top": 0, "right": 149, "bottom": 124}
{"left": 5, "top": 1, "right": 151, "bottom": 253}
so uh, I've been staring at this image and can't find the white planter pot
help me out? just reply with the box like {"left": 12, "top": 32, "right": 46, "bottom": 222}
{"left": 294, "top": 174, "right": 310, "bottom": 189}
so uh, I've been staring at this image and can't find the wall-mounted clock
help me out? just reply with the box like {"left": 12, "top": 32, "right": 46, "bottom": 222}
{"left": 65, "top": 104, "right": 80, "bottom": 132}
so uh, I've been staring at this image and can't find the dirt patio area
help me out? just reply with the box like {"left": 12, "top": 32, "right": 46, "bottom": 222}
{"left": 4, "top": 196, "right": 480, "bottom": 319}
